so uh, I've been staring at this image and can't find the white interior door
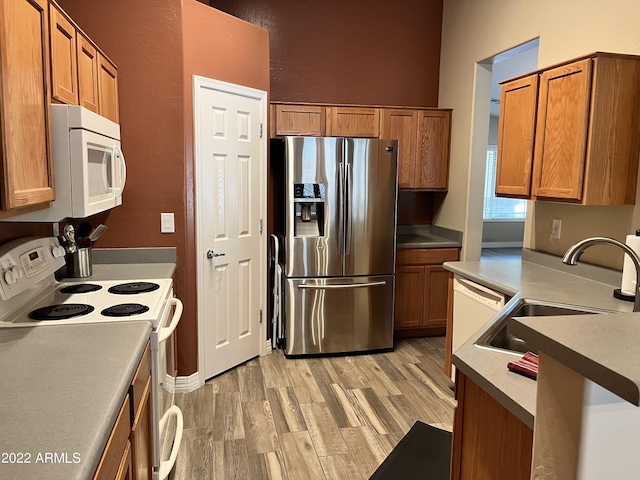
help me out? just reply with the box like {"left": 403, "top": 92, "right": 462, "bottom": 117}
{"left": 194, "top": 76, "right": 266, "bottom": 380}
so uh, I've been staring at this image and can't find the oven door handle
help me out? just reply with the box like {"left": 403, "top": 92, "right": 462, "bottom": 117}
{"left": 158, "top": 298, "right": 183, "bottom": 344}
{"left": 158, "top": 405, "right": 184, "bottom": 480}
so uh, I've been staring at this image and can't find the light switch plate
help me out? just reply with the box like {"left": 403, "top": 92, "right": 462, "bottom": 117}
{"left": 551, "top": 218, "right": 561, "bottom": 239}
{"left": 161, "top": 213, "right": 175, "bottom": 233}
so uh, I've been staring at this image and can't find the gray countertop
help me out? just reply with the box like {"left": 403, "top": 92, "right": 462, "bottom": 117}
{"left": 0, "top": 321, "right": 151, "bottom": 480}
{"left": 397, "top": 225, "right": 462, "bottom": 249}
{"left": 72, "top": 262, "right": 176, "bottom": 281}
{"left": 444, "top": 253, "right": 633, "bottom": 428}
{"left": 512, "top": 313, "right": 640, "bottom": 406}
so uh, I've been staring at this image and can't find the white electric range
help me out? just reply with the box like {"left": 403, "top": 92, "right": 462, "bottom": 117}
{"left": 0, "top": 236, "right": 183, "bottom": 480}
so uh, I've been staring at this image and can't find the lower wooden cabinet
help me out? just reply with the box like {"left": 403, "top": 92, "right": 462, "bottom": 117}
{"left": 451, "top": 371, "right": 533, "bottom": 480}
{"left": 394, "top": 247, "right": 459, "bottom": 337}
{"left": 94, "top": 343, "right": 152, "bottom": 480}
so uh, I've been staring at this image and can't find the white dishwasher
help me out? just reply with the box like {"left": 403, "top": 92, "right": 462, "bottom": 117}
{"left": 451, "top": 274, "right": 506, "bottom": 380}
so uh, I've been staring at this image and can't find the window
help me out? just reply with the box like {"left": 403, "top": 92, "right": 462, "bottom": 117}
{"left": 483, "top": 146, "right": 527, "bottom": 220}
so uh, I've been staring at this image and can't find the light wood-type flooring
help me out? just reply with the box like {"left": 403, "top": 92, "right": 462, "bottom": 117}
{"left": 171, "top": 337, "right": 454, "bottom": 480}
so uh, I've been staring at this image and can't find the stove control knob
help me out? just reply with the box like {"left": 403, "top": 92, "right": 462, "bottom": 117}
{"left": 11, "top": 266, "right": 23, "bottom": 279}
{"left": 51, "top": 246, "right": 65, "bottom": 258}
{"left": 3, "top": 269, "right": 17, "bottom": 285}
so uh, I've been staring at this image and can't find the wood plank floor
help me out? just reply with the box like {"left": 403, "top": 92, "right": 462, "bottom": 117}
{"left": 171, "top": 337, "right": 454, "bottom": 480}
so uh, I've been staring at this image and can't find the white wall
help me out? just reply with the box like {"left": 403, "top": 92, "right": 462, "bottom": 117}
{"left": 438, "top": 0, "right": 640, "bottom": 268}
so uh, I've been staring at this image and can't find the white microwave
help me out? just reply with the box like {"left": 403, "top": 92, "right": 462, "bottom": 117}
{"left": 4, "top": 105, "right": 126, "bottom": 222}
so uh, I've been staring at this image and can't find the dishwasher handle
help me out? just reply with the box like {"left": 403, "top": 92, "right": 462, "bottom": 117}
{"left": 453, "top": 276, "right": 505, "bottom": 311}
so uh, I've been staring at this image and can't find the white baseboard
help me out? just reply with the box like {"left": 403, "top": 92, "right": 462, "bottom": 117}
{"left": 166, "top": 372, "right": 203, "bottom": 393}
{"left": 481, "top": 241, "right": 523, "bottom": 248}
{"left": 264, "top": 339, "right": 273, "bottom": 355}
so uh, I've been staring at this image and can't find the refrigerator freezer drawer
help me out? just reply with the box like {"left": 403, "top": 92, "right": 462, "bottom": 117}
{"left": 284, "top": 275, "right": 394, "bottom": 356}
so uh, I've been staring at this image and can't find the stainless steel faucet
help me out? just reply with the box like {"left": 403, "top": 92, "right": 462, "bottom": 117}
{"left": 562, "top": 237, "right": 640, "bottom": 312}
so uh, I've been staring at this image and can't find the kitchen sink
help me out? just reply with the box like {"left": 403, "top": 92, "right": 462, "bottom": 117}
{"left": 474, "top": 297, "right": 617, "bottom": 355}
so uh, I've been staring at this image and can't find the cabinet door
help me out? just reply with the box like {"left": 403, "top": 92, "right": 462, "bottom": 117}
{"left": 380, "top": 109, "right": 418, "bottom": 188}
{"left": 0, "top": 0, "right": 55, "bottom": 210}
{"left": 327, "top": 107, "right": 380, "bottom": 137}
{"left": 394, "top": 265, "right": 425, "bottom": 329}
{"left": 116, "top": 441, "right": 133, "bottom": 480}
{"left": 98, "top": 53, "right": 119, "bottom": 123}
{"left": 424, "top": 266, "right": 450, "bottom": 327}
{"left": 532, "top": 58, "right": 592, "bottom": 201}
{"left": 131, "top": 378, "right": 152, "bottom": 480}
{"left": 77, "top": 33, "right": 100, "bottom": 113}
{"left": 49, "top": 2, "right": 78, "bottom": 104}
{"left": 451, "top": 372, "right": 533, "bottom": 480}
{"left": 495, "top": 74, "right": 538, "bottom": 198}
{"left": 415, "top": 110, "right": 451, "bottom": 190}
{"left": 272, "top": 104, "right": 325, "bottom": 137}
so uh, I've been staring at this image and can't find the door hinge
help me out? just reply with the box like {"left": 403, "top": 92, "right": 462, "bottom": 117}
{"left": 260, "top": 123, "right": 263, "bottom": 138}
{"left": 259, "top": 219, "right": 264, "bottom": 234}
{"left": 259, "top": 309, "right": 263, "bottom": 323}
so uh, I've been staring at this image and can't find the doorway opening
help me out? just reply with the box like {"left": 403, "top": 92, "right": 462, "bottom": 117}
{"left": 480, "top": 40, "right": 539, "bottom": 261}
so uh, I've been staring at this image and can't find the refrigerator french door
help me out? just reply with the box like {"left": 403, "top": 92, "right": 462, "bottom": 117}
{"left": 276, "top": 136, "right": 398, "bottom": 356}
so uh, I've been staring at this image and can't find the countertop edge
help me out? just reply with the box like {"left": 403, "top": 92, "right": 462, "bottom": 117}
{"left": 512, "top": 317, "right": 640, "bottom": 406}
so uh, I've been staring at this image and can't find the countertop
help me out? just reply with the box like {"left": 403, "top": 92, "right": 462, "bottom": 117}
{"left": 444, "top": 252, "right": 633, "bottom": 428}
{"left": 0, "top": 321, "right": 151, "bottom": 480}
{"left": 512, "top": 313, "right": 640, "bottom": 406}
{"left": 396, "top": 225, "right": 462, "bottom": 249}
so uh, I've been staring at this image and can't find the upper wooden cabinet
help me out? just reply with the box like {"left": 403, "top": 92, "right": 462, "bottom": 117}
{"left": 271, "top": 102, "right": 452, "bottom": 191}
{"left": 271, "top": 104, "right": 326, "bottom": 137}
{"left": 0, "top": 0, "right": 55, "bottom": 213}
{"left": 495, "top": 74, "right": 538, "bottom": 197}
{"left": 98, "top": 53, "right": 119, "bottom": 123}
{"left": 380, "top": 109, "right": 418, "bottom": 188}
{"left": 77, "top": 33, "right": 100, "bottom": 113}
{"left": 496, "top": 52, "right": 640, "bottom": 205}
{"left": 415, "top": 110, "right": 451, "bottom": 190}
{"left": 49, "top": 0, "right": 119, "bottom": 122}
{"left": 381, "top": 108, "right": 452, "bottom": 190}
{"left": 49, "top": 2, "right": 78, "bottom": 105}
{"left": 326, "top": 106, "right": 380, "bottom": 137}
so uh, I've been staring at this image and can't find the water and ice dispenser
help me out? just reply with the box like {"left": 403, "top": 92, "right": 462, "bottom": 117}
{"left": 293, "top": 183, "right": 325, "bottom": 237}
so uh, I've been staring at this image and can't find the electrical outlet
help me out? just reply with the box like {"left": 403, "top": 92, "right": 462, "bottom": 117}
{"left": 551, "top": 218, "right": 561, "bottom": 239}
{"left": 161, "top": 213, "right": 175, "bottom": 233}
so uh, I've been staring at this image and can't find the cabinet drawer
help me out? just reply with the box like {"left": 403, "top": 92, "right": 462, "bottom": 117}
{"left": 93, "top": 394, "right": 131, "bottom": 480}
{"left": 397, "top": 248, "right": 459, "bottom": 265}
{"left": 130, "top": 343, "right": 150, "bottom": 419}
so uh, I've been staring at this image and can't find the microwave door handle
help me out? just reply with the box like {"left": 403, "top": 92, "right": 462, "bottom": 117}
{"left": 113, "top": 146, "right": 127, "bottom": 196}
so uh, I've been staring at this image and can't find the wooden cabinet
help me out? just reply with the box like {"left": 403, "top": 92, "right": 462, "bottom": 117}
{"left": 326, "top": 106, "right": 380, "bottom": 137}
{"left": 93, "top": 395, "right": 132, "bottom": 480}
{"left": 380, "top": 109, "right": 418, "bottom": 188}
{"left": 130, "top": 343, "right": 152, "bottom": 480}
{"left": 94, "top": 343, "right": 151, "bottom": 480}
{"left": 270, "top": 102, "right": 452, "bottom": 190}
{"left": 394, "top": 248, "right": 459, "bottom": 337}
{"left": 496, "top": 52, "right": 640, "bottom": 205}
{"left": 49, "top": 2, "right": 78, "bottom": 104}
{"left": 271, "top": 104, "right": 326, "bottom": 137}
{"left": 415, "top": 109, "right": 451, "bottom": 190}
{"left": 48, "top": 0, "right": 119, "bottom": 121}
{"left": 380, "top": 108, "right": 452, "bottom": 190}
{"left": 77, "top": 32, "right": 100, "bottom": 113}
{"left": 451, "top": 371, "right": 533, "bottom": 480}
{"left": 98, "top": 53, "right": 119, "bottom": 123}
{"left": 0, "top": 0, "right": 55, "bottom": 213}
{"left": 495, "top": 74, "right": 538, "bottom": 197}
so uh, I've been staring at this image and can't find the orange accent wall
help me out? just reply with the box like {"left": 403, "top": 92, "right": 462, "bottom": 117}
{"left": 38, "top": 0, "right": 270, "bottom": 376}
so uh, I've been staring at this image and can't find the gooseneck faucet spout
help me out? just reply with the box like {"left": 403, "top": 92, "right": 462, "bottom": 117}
{"left": 562, "top": 237, "right": 640, "bottom": 312}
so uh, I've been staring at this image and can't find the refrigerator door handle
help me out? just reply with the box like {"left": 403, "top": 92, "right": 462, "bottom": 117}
{"left": 345, "top": 160, "right": 353, "bottom": 255}
{"left": 297, "top": 281, "right": 387, "bottom": 290}
{"left": 337, "top": 161, "right": 344, "bottom": 253}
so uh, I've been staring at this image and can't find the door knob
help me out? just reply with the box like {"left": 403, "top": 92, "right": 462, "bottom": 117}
{"left": 207, "top": 249, "right": 225, "bottom": 259}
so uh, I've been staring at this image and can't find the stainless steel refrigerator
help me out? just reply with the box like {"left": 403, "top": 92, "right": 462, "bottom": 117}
{"left": 272, "top": 136, "right": 398, "bottom": 356}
